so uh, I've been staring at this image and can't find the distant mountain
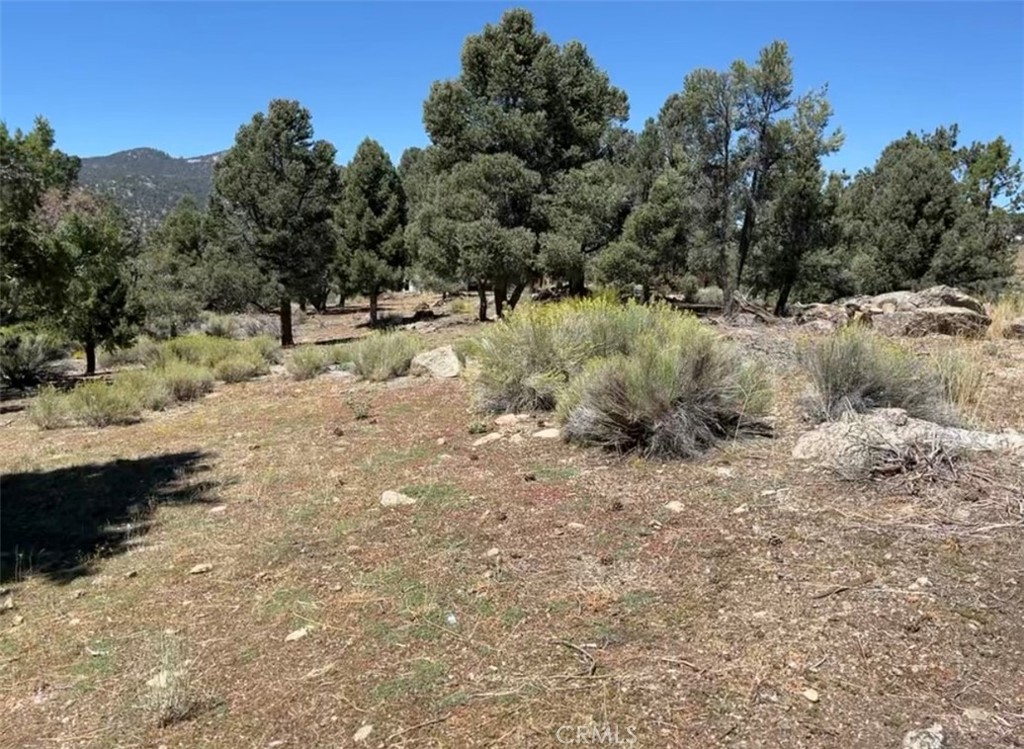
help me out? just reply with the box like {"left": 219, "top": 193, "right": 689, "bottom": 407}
{"left": 78, "top": 147, "right": 223, "bottom": 230}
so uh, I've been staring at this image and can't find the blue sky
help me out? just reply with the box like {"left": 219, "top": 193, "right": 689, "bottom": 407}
{"left": 1, "top": 2, "right": 1021, "bottom": 174}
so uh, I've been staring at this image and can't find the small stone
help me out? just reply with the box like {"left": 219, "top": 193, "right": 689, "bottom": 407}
{"left": 188, "top": 563, "right": 213, "bottom": 575}
{"left": 380, "top": 490, "right": 417, "bottom": 507}
{"left": 916, "top": 576, "right": 931, "bottom": 587}
{"left": 495, "top": 414, "right": 521, "bottom": 427}
{"left": 445, "top": 613, "right": 458, "bottom": 627}
{"left": 962, "top": 707, "right": 988, "bottom": 722}
{"left": 436, "top": 437, "right": 446, "bottom": 445}
{"left": 12, "top": 614, "right": 24, "bottom": 626}
{"left": 902, "top": 723, "right": 945, "bottom": 749}
{"left": 353, "top": 725, "right": 374, "bottom": 742}
{"left": 285, "top": 626, "right": 311, "bottom": 642}
{"left": 802, "top": 688, "right": 820, "bottom": 703}
{"left": 732, "top": 504, "right": 749, "bottom": 514}
{"left": 485, "top": 547, "right": 501, "bottom": 558}
{"left": 208, "top": 505, "right": 227, "bottom": 514}
{"left": 124, "top": 570, "right": 138, "bottom": 579}
{"left": 509, "top": 433, "right": 525, "bottom": 445}
{"left": 345, "top": 545, "right": 361, "bottom": 554}
{"left": 664, "top": 501, "right": 685, "bottom": 513}
{"left": 472, "top": 432, "right": 503, "bottom": 447}
{"left": 714, "top": 467, "right": 734, "bottom": 478}
{"left": 1, "top": 596, "right": 14, "bottom": 611}
{"left": 532, "top": 428, "right": 562, "bottom": 439}
{"left": 567, "top": 522, "right": 586, "bottom": 531}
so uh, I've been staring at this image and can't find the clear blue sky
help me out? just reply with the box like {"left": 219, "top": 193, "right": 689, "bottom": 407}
{"left": 2, "top": 2, "right": 1021, "bottom": 174}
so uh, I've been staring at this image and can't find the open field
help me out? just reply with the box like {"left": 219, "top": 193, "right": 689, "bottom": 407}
{"left": 2, "top": 294, "right": 1024, "bottom": 748}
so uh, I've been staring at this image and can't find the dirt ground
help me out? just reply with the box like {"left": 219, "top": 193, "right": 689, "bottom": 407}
{"left": 2, "top": 294, "right": 1023, "bottom": 749}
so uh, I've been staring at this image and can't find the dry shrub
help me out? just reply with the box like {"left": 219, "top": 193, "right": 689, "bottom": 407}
{"left": 112, "top": 369, "right": 173, "bottom": 411}
{"left": 800, "top": 326, "right": 957, "bottom": 425}
{"left": 285, "top": 346, "right": 330, "bottom": 380}
{"left": 65, "top": 380, "right": 143, "bottom": 426}
{"left": 557, "top": 322, "right": 772, "bottom": 457}
{"left": 141, "top": 632, "right": 199, "bottom": 727}
{"left": 0, "top": 327, "right": 67, "bottom": 387}
{"left": 343, "top": 331, "right": 421, "bottom": 381}
{"left": 932, "top": 350, "right": 985, "bottom": 418}
{"left": 213, "top": 354, "right": 269, "bottom": 383}
{"left": 28, "top": 385, "right": 71, "bottom": 429}
{"left": 158, "top": 361, "right": 215, "bottom": 401}
{"left": 987, "top": 292, "right": 1024, "bottom": 339}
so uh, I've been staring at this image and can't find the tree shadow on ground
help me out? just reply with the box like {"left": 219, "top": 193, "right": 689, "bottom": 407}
{"left": 1, "top": 450, "right": 216, "bottom": 584}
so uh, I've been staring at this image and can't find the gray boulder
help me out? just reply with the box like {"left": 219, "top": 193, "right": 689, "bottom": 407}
{"left": 410, "top": 345, "right": 462, "bottom": 378}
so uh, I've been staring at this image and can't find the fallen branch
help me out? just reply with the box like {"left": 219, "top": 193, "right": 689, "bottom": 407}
{"left": 551, "top": 639, "right": 598, "bottom": 677}
{"left": 386, "top": 713, "right": 452, "bottom": 742}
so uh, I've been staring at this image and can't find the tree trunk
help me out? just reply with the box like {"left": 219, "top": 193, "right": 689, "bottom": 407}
{"left": 494, "top": 279, "right": 508, "bottom": 319}
{"left": 369, "top": 294, "right": 378, "bottom": 325}
{"left": 736, "top": 202, "right": 755, "bottom": 289}
{"left": 774, "top": 282, "right": 793, "bottom": 317}
{"left": 280, "top": 296, "right": 294, "bottom": 347}
{"left": 85, "top": 339, "right": 96, "bottom": 376}
{"left": 477, "top": 286, "right": 488, "bottom": 322}
{"left": 568, "top": 267, "right": 586, "bottom": 296}
{"left": 508, "top": 282, "right": 526, "bottom": 311}
{"left": 299, "top": 298, "right": 308, "bottom": 313}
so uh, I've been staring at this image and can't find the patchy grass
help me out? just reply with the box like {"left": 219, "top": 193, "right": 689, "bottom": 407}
{"left": 342, "top": 330, "right": 421, "bottom": 381}
{"left": 3, "top": 295, "right": 1024, "bottom": 749}
{"left": 988, "top": 292, "right": 1024, "bottom": 339}
{"left": 800, "top": 325, "right": 957, "bottom": 424}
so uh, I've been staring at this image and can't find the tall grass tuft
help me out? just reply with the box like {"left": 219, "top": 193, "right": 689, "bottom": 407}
{"left": 800, "top": 326, "right": 959, "bottom": 425}
{"left": 213, "top": 354, "right": 270, "bottom": 383}
{"left": 28, "top": 385, "right": 71, "bottom": 429}
{"left": 65, "top": 380, "right": 143, "bottom": 426}
{"left": 932, "top": 349, "right": 985, "bottom": 419}
{"left": 344, "top": 331, "right": 421, "bottom": 381}
{"left": 557, "top": 323, "right": 772, "bottom": 457}
{"left": 158, "top": 361, "right": 215, "bottom": 402}
{"left": 988, "top": 292, "right": 1024, "bottom": 339}
{"left": 112, "top": 369, "right": 173, "bottom": 411}
{"left": 286, "top": 346, "right": 330, "bottom": 380}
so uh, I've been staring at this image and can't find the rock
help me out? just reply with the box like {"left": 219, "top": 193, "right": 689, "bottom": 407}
{"left": 208, "top": 505, "right": 227, "bottom": 514}
{"left": 188, "top": 563, "right": 213, "bottom": 575}
{"left": 793, "top": 408, "right": 1024, "bottom": 476}
{"left": 962, "top": 707, "right": 989, "bottom": 722}
{"left": 436, "top": 437, "right": 446, "bottom": 445}
{"left": 285, "top": 626, "right": 311, "bottom": 642}
{"left": 801, "top": 688, "right": 820, "bottom": 703}
{"left": 664, "top": 501, "right": 685, "bottom": 513}
{"left": 410, "top": 345, "right": 461, "bottom": 378}
{"left": 380, "top": 490, "right": 417, "bottom": 507}
{"left": 509, "top": 433, "right": 525, "bottom": 445}
{"left": 853, "top": 286, "right": 985, "bottom": 315}
{"left": 1005, "top": 317, "right": 1024, "bottom": 339}
{"left": 485, "top": 547, "right": 501, "bottom": 558}
{"left": 495, "top": 413, "right": 529, "bottom": 427}
{"left": 871, "top": 306, "right": 989, "bottom": 338}
{"left": 566, "top": 522, "right": 586, "bottom": 530}
{"left": 353, "top": 725, "right": 374, "bottom": 742}
{"left": 1, "top": 595, "right": 14, "bottom": 612}
{"left": 794, "top": 303, "right": 850, "bottom": 330}
{"left": 902, "top": 723, "right": 945, "bottom": 749}
{"left": 532, "top": 427, "right": 562, "bottom": 439}
{"left": 472, "top": 432, "right": 503, "bottom": 447}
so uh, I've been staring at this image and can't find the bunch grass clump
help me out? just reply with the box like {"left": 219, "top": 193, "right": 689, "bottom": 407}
{"left": 286, "top": 345, "right": 331, "bottom": 380}
{"left": 112, "top": 369, "right": 173, "bottom": 411}
{"left": 344, "top": 331, "right": 421, "bottom": 381}
{"left": 28, "top": 385, "right": 71, "bottom": 429}
{"left": 213, "top": 354, "right": 270, "bottom": 383}
{"left": 800, "top": 326, "right": 958, "bottom": 425}
{"left": 0, "top": 327, "right": 68, "bottom": 387}
{"left": 157, "top": 360, "right": 215, "bottom": 402}
{"left": 932, "top": 349, "right": 985, "bottom": 418}
{"left": 65, "top": 380, "right": 144, "bottom": 427}
{"left": 987, "top": 292, "right": 1024, "bottom": 339}
{"left": 470, "top": 297, "right": 684, "bottom": 412}
{"left": 557, "top": 322, "right": 772, "bottom": 457}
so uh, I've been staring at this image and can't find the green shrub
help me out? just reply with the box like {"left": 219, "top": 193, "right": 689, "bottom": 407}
{"left": 0, "top": 327, "right": 67, "bottom": 387}
{"left": 200, "top": 313, "right": 238, "bottom": 339}
{"left": 557, "top": 321, "right": 772, "bottom": 457}
{"left": 800, "top": 326, "right": 955, "bottom": 424}
{"left": 214, "top": 354, "right": 270, "bottom": 383}
{"left": 112, "top": 369, "right": 173, "bottom": 411}
{"left": 345, "top": 331, "right": 421, "bottom": 381}
{"left": 98, "top": 337, "right": 161, "bottom": 368}
{"left": 469, "top": 297, "right": 674, "bottom": 412}
{"left": 66, "top": 380, "right": 143, "bottom": 427}
{"left": 28, "top": 385, "right": 71, "bottom": 429}
{"left": 243, "top": 335, "right": 282, "bottom": 364}
{"left": 286, "top": 346, "right": 330, "bottom": 380}
{"left": 158, "top": 361, "right": 215, "bottom": 402}
{"left": 160, "top": 335, "right": 238, "bottom": 368}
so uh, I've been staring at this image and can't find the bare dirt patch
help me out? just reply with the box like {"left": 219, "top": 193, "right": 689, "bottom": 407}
{"left": 2, "top": 294, "right": 1022, "bottom": 748}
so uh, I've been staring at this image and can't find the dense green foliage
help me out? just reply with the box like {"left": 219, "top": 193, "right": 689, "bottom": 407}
{"left": 3, "top": 7, "right": 1022, "bottom": 362}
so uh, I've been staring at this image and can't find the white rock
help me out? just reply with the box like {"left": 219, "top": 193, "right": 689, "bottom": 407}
{"left": 285, "top": 626, "right": 311, "bottom": 642}
{"left": 410, "top": 345, "right": 462, "bottom": 378}
{"left": 188, "top": 563, "right": 213, "bottom": 575}
{"left": 380, "top": 490, "right": 417, "bottom": 507}
{"left": 472, "top": 432, "right": 503, "bottom": 447}
{"left": 664, "top": 501, "right": 685, "bottom": 513}
{"left": 208, "top": 505, "right": 227, "bottom": 514}
{"left": 532, "top": 428, "right": 562, "bottom": 439}
{"left": 802, "top": 688, "right": 820, "bottom": 703}
{"left": 485, "top": 547, "right": 501, "bottom": 558}
{"left": 902, "top": 723, "right": 945, "bottom": 749}
{"left": 353, "top": 725, "right": 374, "bottom": 742}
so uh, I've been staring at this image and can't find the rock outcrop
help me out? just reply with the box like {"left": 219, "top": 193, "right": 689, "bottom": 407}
{"left": 410, "top": 345, "right": 462, "bottom": 378}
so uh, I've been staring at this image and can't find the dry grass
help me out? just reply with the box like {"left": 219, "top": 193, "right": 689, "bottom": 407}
{"left": 3, "top": 293, "right": 1023, "bottom": 749}
{"left": 988, "top": 292, "right": 1024, "bottom": 339}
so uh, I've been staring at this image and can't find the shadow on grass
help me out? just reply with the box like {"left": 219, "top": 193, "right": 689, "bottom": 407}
{"left": 1, "top": 450, "right": 216, "bottom": 584}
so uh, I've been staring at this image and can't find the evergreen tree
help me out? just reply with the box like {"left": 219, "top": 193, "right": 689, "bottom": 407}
{"left": 337, "top": 139, "right": 406, "bottom": 324}
{"left": 210, "top": 100, "right": 340, "bottom": 345}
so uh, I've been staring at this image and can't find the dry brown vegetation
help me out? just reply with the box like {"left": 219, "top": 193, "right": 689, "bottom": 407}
{"left": 2, "top": 294, "right": 1023, "bottom": 748}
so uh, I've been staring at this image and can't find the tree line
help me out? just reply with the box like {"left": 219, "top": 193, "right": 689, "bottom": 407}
{"left": 3, "top": 8, "right": 1021, "bottom": 361}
